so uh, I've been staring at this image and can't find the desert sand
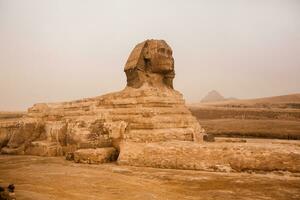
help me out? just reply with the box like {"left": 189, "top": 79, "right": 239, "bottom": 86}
{"left": 189, "top": 93, "right": 300, "bottom": 139}
{"left": 1, "top": 155, "right": 300, "bottom": 200}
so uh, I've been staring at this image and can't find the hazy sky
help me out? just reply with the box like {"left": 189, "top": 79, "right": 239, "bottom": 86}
{"left": 0, "top": 0, "right": 299, "bottom": 111}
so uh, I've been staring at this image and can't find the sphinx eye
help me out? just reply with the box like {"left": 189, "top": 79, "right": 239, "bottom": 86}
{"left": 167, "top": 50, "right": 172, "bottom": 56}
{"left": 158, "top": 48, "right": 165, "bottom": 54}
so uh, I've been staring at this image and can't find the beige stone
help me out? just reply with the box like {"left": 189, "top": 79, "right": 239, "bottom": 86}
{"left": 118, "top": 141, "right": 300, "bottom": 173}
{"left": 125, "top": 40, "right": 175, "bottom": 89}
{"left": 25, "top": 141, "right": 63, "bottom": 157}
{"left": 74, "top": 147, "right": 118, "bottom": 164}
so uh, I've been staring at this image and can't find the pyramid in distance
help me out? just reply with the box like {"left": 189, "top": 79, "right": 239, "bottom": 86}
{"left": 201, "top": 90, "right": 225, "bottom": 103}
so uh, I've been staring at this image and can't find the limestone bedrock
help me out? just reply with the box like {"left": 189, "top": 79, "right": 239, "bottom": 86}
{"left": 0, "top": 39, "right": 204, "bottom": 159}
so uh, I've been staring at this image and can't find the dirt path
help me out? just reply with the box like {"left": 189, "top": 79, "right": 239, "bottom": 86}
{"left": 0, "top": 155, "right": 299, "bottom": 200}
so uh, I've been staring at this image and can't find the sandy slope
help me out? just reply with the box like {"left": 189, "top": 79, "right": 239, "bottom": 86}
{"left": 193, "top": 93, "right": 300, "bottom": 109}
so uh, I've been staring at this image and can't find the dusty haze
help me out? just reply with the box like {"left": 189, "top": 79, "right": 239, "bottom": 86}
{"left": 0, "top": 0, "right": 299, "bottom": 111}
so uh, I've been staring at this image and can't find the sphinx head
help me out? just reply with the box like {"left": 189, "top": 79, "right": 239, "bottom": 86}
{"left": 124, "top": 39, "right": 175, "bottom": 89}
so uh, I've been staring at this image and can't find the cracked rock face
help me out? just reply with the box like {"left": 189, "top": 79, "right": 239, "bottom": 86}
{"left": 0, "top": 39, "right": 204, "bottom": 159}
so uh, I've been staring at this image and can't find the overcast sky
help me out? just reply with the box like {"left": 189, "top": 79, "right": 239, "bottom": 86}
{"left": 0, "top": 0, "right": 299, "bottom": 111}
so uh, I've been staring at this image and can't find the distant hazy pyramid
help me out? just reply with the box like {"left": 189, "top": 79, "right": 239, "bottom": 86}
{"left": 201, "top": 90, "right": 225, "bottom": 103}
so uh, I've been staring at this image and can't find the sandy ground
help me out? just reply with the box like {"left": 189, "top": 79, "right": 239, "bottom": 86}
{"left": 0, "top": 155, "right": 300, "bottom": 200}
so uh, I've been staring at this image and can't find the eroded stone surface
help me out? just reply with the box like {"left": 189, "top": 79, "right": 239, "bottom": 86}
{"left": 74, "top": 147, "right": 118, "bottom": 164}
{"left": 125, "top": 39, "right": 175, "bottom": 89}
{"left": 118, "top": 141, "right": 300, "bottom": 173}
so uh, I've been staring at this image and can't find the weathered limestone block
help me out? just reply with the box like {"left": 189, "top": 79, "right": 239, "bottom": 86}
{"left": 25, "top": 141, "right": 63, "bottom": 156}
{"left": 124, "top": 128, "right": 194, "bottom": 142}
{"left": 1, "top": 119, "right": 45, "bottom": 155}
{"left": 118, "top": 141, "right": 300, "bottom": 173}
{"left": 1, "top": 146, "right": 25, "bottom": 155}
{"left": 74, "top": 147, "right": 118, "bottom": 164}
{"left": 203, "top": 134, "right": 215, "bottom": 142}
{"left": 0, "top": 121, "right": 20, "bottom": 149}
{"left": 6, "top": 119, "right": 44, "bottom": 149}
{"left": 0, "top": 128, "right": 11, "bottom": 149}
{"left": 63, "top": 118, "right": 113, "bottom": 150}
{"left": 43, "top": 121, "right": 67, "bottom": 144}
{"left": 104, "top": 121, "right": 127, "bottom": 140}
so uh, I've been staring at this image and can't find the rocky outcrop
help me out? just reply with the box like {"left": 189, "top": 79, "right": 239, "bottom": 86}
{"left": 0, "top": 119, "right": 44, "bottom": 155}
{"left": 118, "top": 141, "right": 300, "bottom": 173}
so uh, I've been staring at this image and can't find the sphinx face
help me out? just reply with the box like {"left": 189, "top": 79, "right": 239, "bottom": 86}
{"left": 124, "top": 39, "right": 175, "bottom": 89}
{"left": 145, "top": 41, "right": 174, "bottom": 74}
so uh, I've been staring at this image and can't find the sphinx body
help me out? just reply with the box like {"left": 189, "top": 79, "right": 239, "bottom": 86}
{"left": 0, "top": 39, "right": 204, "bottom": 160}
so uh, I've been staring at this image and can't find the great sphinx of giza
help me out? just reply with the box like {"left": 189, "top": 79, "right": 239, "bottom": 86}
{"left": 0, "top": 39, "right": 204, "bottom": 162}
{"left": 1, "top": 40, "right": 299, "bottom": 173}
